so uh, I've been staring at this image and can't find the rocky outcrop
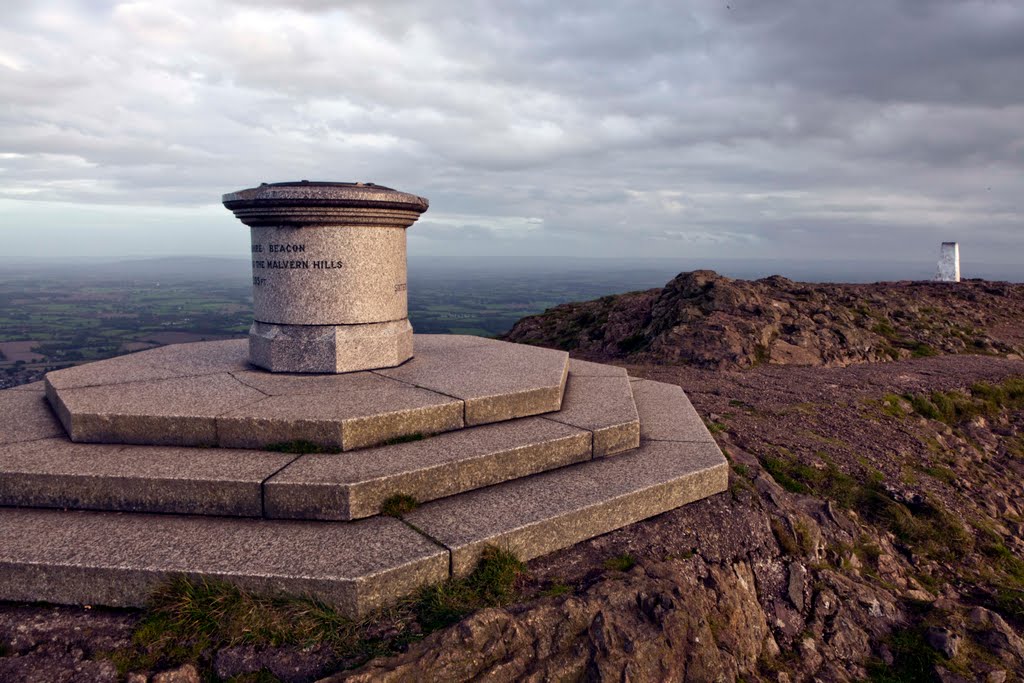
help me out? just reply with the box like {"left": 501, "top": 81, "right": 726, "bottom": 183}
{"left": 504, "top": 270, "right": 1024, "bottom": 369}
{"left": 332, "top": 560, "right": 769, "bottom": 682}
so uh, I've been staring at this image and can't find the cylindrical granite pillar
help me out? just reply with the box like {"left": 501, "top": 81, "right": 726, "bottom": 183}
{"left": 222, "top": 181, "right": 429, "bottom": 373}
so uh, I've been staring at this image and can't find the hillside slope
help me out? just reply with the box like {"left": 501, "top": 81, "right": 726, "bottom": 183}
{"left": 504, "top": 270, "right": 1024, "bottom": 369}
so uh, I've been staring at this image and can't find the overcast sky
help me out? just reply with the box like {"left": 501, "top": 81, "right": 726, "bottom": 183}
{"left": 1, "top": 0, "right": 1022, "bottom": 268}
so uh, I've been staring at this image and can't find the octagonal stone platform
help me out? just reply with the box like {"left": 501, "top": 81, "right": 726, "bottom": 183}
{"left": 45, "top": 335, "right": 569, "bottom": 450}
{"left": 0, "top": 344, "right": 728, "bottom": 618}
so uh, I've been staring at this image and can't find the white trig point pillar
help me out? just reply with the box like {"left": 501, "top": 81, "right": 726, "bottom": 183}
{"left": 936, "top": 242, "right": 960, "bottom": 282}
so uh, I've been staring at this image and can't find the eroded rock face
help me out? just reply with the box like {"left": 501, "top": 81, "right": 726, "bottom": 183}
{"left": 331, "top": 560, "right": 768, "bottom": 683}
{"left": 504, "top": 270, "right": 1024, "bottom": 369}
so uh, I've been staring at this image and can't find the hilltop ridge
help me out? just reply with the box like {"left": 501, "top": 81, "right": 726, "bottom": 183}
{"left": 504, "top": 270, "right": 1024, "bottom": 369}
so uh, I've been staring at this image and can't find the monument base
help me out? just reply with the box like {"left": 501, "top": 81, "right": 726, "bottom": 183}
{"left": 249, "top": 319, "right": 413, "bottom": 373}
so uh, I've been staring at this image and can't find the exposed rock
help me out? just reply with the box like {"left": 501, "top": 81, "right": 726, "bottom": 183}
{"left": 215, "top": 644, "right": 336, "bottom": 683}
{"left": 505, "top": 271, "right": 1024, "bottom": 369}
{"left": 151, "top": 664, "right": 200, "bottom": 683}
{"left": 926, "top": 626, "right": 962, "bottom": 659}
{"left": 326, "top": 561, "right": 768, "bottom": 682}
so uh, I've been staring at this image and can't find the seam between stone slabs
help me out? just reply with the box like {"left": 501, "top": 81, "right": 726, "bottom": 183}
{"left": 252, "top": 316, "right": 411, "bottom": 327}
{"left": 213, "top": 394, "right": 272, "bottom": 418}
{"left": 49, "top": 365, "right": 227, "bottom": 391}
{"left": 640, "top": 437, "right": 719, "bottom": 445}
{"left": 224, "top": 372, "right": 274, "bottom": 397}
{"left": 0, "top": 435, "right": 75, "bottom": 448}
{"left": 537, "top": 416, "right": 596, "bottom": 459}
{"left": 367, "top": 371, "right": 469, "bottom": 426}
{"left": 397, "top": 518, "right": 455, "bottom": 577}
{"left": 259, "top": 454, "right": 305, "bottom": 518}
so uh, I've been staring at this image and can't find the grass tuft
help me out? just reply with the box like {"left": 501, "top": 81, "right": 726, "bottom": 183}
{"left": 107, "top": 546, "right": 528, "bottom": 677}
{"left": 380, "top": 494, "right": 418, "bottom": 517}
{"left": 866, "top": 627, "right": 939, "bottom": 683}
{"left": 415, "top": 546, "right": 525, "bottom": 630}
{"left": 603, "top": 553, "right": 637, "bottom": 572}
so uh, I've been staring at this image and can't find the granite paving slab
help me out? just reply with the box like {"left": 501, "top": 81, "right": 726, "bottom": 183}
{"left": 0, "top": 438, "right": 294, "bottom": 517}
{"left": 264, "top": 417, "right": 591, "bottom": 520}
{"left": 49, "top": 373, "right": 268, "bottom": 447}
{"left": 375, "top": 335, "right": 568, "bottom": 425}
{"left": 44, "top": 355, "right": 185, "bottom": 391}
{"left": 11, "top": 381, "right": 45, "bottom": 392}
{"left": 630, "top": 378, "right": 716, "bottom": 443}
{"left": 0, "top": 508, "right": 448, "bottom": 617}
{"left": 565, "top": 359, "right": 629, "bottom": 378}
{"left": 134, "top": 339, "right": 252, "bottom": 376}
{"left": 405, "top": 439, "right": 728, "bottom": 576}
{"left": 216, "top": 378, "right": 463, "bottom": 450}
{"left": 0, "top": 390, "right": 64, "bottom": 445}
{"left": 542, "top": 374, "right": 640, "bottom": 457}
{"left": 45, "top": 336, "right": 571, "bottom": 450}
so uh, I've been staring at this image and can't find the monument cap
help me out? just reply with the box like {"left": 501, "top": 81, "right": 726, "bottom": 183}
{"left": 223, "top": 181, "right": 429, "bottom": 227}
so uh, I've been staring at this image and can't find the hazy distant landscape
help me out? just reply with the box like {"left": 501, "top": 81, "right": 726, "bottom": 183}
{"left": 3, "top": 254, "right": 1022, "bottom": 389}
{"left": 0, "top": 257, "right": 678, "bottom": 387}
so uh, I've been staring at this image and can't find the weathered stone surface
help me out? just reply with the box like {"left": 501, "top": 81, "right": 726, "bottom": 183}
{"left": 0, "top": 508, "right": 448, "bottom": 617}
{"left": 46, "top": 337, "right": 568, "bottom": 450}
{"left": 131, "top": 339, "right": 252, "bottom": 376}
{"left": 11, "top": 381, "right": 46, "bottom": 392}
{"left": 44, "top": 355, "right": 184, "bottom": 391}
{"left": 375, "top": 335, "right": 568, "bottom": 425}
{"left": 264, "top": 417, "right": 591, "bottom": 520}
{"left": 630, "top": 378, "right": 716, "bottom": 443}
{"left": 566, "top": 358, "right": 628, "bottom": 377}
{"left": 249, "top": 225, "right": 410, "bottom": 326}
{"left": 405, "top": 439, "right": 729, "bottom": 576}
{"left": 249, "top": 319, "right": 413, "bottom": 374}
{"left": 0, "top": 390, "right": 64, "bottom": 445}
{"left": 0, "top": 438, "right": 293, "bottom": 516}
{"left": 49, "top": 373, "right": 266, "bottom": 447}
{"left": 543, "top": 374, "right": 639, "bottom": 457}
{"left": 217, "top": 374, "right": 463, "bottom": 450}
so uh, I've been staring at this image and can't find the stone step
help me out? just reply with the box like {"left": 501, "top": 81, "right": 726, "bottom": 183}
{"left": 0, "top": 377, "right": 726, "bottom": 615}
{"left": 264, "top": 417, "right": 591, "bottom": 521}
{"left": 44, "top": 336, "right": 569, "bottom": 451}
{"left": 0, "top": 361, "right": 638, "bottom": 520}
{"left": 0, "top": 508, "right": 447, "bottom": 617}
{"left": 405, "top": 437, "right": 727, "bottom": 577}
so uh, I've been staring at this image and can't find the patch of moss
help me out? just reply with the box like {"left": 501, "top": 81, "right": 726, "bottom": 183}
{"left": 603, "top": 553, "right": 637, "bottom": 572}
{"left": 921, "top": 465, "right": 957, "bottom": 485}
{"left": 880, "top": 394, "right": 906, "bottom": 419}
{"left": 770, "top": 517, "right": 800, "bottom": 557}
{"left": 866, "top": 626, "right": 940, "bottom": 683}
{"left": 871, "top": 320, "right": 898, "bottom": 339}
{"left": 617, "top": 333, "right": 647, "bottom": 353}
{"left": 540, "top": 581, "right": 572, "bottom": 598}
{"left": 753, "top": 343, "right": 771, "bottom": 366}
{"left": 909, "top": 343, "right": 939, "bottom": 358}
{"left": 380, "top": 494, "right": 418, "bottom": 517}
{"left": 760, "top": 449, "right": 969, "bottom": 561}
{"left": 706, "top": 421, "right": 728, "bottom": 434}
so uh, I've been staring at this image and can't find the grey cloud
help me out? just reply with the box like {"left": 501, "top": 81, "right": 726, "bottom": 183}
{"left": 0, "top": 0, "right": 1021, "bottom": 267}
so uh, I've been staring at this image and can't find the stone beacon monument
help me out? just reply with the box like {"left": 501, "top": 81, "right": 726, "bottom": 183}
{"left": 223, "top": 181, "right": 427, "bottom": 373}
{"left": 0, "top": 181, "right": 726, "bottom": 617}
